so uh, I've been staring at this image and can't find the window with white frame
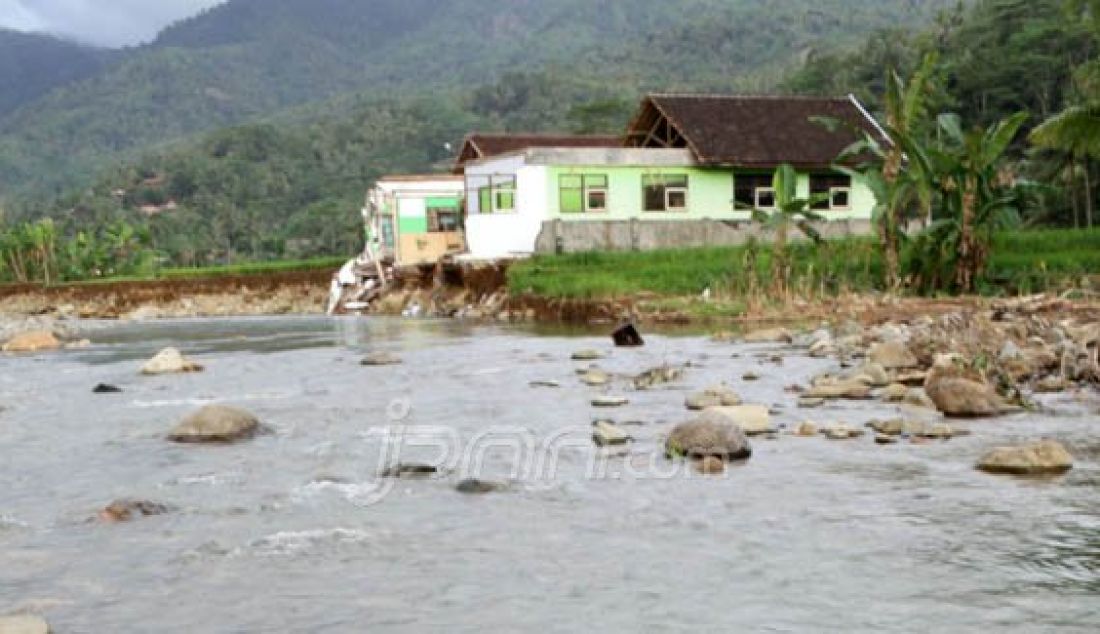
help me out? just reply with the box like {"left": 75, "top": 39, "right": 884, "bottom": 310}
{"left": 810, "top": 173, "right": 852, "bottom": 211}
{"left": 474, "top": 175, "right": 517, "bottom": 214}
{"left": 560, "top": 174, "right": 609, "bottom": 213}
{"left": 734, "top": 172, "right": 775, "bottom": 210}
{"left": 642, "top": 174, "right": 688, "bottom": 212}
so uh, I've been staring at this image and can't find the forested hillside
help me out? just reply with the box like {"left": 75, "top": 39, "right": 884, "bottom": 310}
{"left": 11, "top": 0, "right": 1095, "bottom": 278}
{"left": 0, "top": 28, "right": 112, "bottom": 118}
{"left": 0, "top": 0, "right": 957, "bottom": 197}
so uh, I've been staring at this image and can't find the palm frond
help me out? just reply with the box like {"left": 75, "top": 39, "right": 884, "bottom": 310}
{"left": 1030, "top": 103, "right": 1100, "bottom": 158}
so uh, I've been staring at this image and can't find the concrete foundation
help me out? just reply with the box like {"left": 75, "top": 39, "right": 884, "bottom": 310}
{"left": 534, "top": 218, "right": 875, "bottom": 253}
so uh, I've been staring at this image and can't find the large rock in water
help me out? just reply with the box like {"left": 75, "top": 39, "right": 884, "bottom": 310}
{"left": 868, "top": 341, "right": 918, "bottom": 370}
{"left": 977, "top": 440, "right": 1073, "bottom": 475}
{"left": 0, "top": 615, "right": 50, "bottom": 634}
{"left": 168, "top": 405, "right": 261, "bottom": 443}
{"left": 803, "top": 381, "right": 872, "bottom": 400}
{"left": 2, "top": 330, "right": 61, "bottom": 353}
{"left": 924, "top": 374, "right": 1007, "bottom": 418}
{"left": 702, "top": 404, "right": 773, "bottom": 435}
{"left": 742, "top": 327, "right": 793, "bottom": 344}
{"left": 141, "top": 347, "right": 203, "bottom": 375}
{"left": 361, "top": 351, "right": 402, "bottom": 366}
{"left": 666, "top": 411, "right": 752, "bottom": 460}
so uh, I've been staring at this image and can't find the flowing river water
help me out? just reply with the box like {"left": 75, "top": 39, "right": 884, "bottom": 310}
{"left": 1, "top": 316, "right": 1097, "bottom": 632}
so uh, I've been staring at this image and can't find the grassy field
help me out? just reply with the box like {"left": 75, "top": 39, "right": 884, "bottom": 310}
{"left": 157, "top": 256, "right": 348, "bottom": 280}
{"left": 507, "top": 229, "right": 1100, "bottom": 299}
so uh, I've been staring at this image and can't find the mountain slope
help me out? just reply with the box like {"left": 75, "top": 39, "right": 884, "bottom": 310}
{"left": 0, "top": 0, "right": 957, "bottom": 198}
{"left": 0, "top": 28, "right": 113, "bottom": 118}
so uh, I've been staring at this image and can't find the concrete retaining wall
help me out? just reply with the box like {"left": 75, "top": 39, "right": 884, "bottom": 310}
{"left": 533, "top": 218, "right": 875, "bottom": 253}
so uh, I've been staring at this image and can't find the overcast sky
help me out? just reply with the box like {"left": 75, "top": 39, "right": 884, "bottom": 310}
{"left": 0, "top": 0, "right": 226, "bottom": 47}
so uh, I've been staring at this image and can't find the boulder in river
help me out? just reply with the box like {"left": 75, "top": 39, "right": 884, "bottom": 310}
{"left": 592, "top": 395, "right": 629, "bottom": 408}
{"left": 977, "top": 440, "right": 1073, "bottom": 476}
{"left": 361, "top": 351, "right": 402, "bottom": 366}
{"left": 881, "top": 383, "right": 909, "bottom": 402}
{"left": 168, "top": 405, "right": 261, "bottom": 444}
{"left": 695, "top": 456, "right": 726, "bottom": 475}
{"left": 571, "top": 349, "right": 604, "bottom": 361}
{"left": 379, "top": 463, "right": 440, "bottom": 479}
{"left": 93, "top": 383, "right": 123, "bottom": 394}
{"left": 592, "top": 420, "right": 632, "bottom": 447}
{"left": 2, "top": 331, "right": 61, "bottom": 353}
{"left": 633, "top": 365, "right": 683, "bottom": 389}
{"left": 924, "top": 374, "right": 1009, "bottom": 418}
{"left": 803, "top": 381, "right": 872, "bottom": 400}
{"left": 0, "top": 615, "right": 50, "bottom": 634}
{"left": 1034, "top": 376, "right": 1068, "bottom": 393}
{"left": 742, "top": 327, "right": 793, "bottom": 344}
{"left": 792, "top": 421, "right": 818, "bottom": 437}
{"left": 808, "top": 339, "right": 835, "bottom": 358}
{"left": 666, "top": 411, "right": 752, "bottom": 461}
{"left": 853, "top": 363, "right": 890, "bottom": 387}
{"left": 580, "top": 369, "right": 610, "bottom": 386}
{"left": 868, "top": 341, "right": 918, "bottom": 370}
{"left": 798, "top": 397, "right": 826, "bottom": 409}
{"left": 98, "top": 499, "right": 172, "bottom": 523}
{"left": 455, "top": 478, "right": 507, "bottom": 494}
{"left": 141, "top": 347, "right": 203, "bottom": 375}
{"left": 893, "top": 370, "right": 929, "bottom": 386}
{"left": 685, "top": 385, "right": 741, "bottom": 410}
{"left": 823, "top": 424, "right": 864, "bottom": 440}
{"left": 903, "top": 388, "right": 937, "bottom": 409}
{"left": 702, "top": 404, "right": 773, "bottom": 436}
{"left": 868, "top": 418, "right": 930, "bottom": 437}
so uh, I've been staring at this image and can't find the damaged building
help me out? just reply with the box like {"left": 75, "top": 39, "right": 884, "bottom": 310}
{"left": 333, "top": 93, "right": 887, "bottom": 311}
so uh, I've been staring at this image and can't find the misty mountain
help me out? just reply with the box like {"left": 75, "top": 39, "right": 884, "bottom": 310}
{"left": 0, "top": 0, "right": 958, "bottom": 197}
{"left": 0, "top": 28, "right": 114, "bottom": 117}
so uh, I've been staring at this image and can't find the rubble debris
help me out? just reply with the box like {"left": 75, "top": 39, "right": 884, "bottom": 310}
{"left": 612, "top": 322, "right": 645, "bottom": 347}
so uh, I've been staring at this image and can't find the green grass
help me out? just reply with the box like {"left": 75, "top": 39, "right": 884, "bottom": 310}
{"left": 508, "top": 237, "right": 883, "bottom": 299}
{"left": 987, "top": 228, "right": 1100, "bottom": 293}
{"left": 508, "top": 229, "right": 1100, "bottom": 299}
{"left": 158, "top": 256, "right": 347, "bottom": 280}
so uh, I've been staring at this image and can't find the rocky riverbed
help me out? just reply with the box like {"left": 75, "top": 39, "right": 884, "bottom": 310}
{"left": 0, "top": 313, "right": 1097, "bottom": 631}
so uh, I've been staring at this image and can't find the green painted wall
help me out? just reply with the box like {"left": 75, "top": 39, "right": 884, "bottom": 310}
{"left": 544, "top": 165, "right": 875, "bottom": 222}
{"left": 397, "top": 197, "right": 428, "bottom": 234}
{"left": 426, "top": 196, "right": 460, "bottom": 209}
{"left": 399, "top": 217, "right": 428, "bottom": 233}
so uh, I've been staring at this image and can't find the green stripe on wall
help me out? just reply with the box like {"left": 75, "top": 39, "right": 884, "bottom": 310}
{"left": 426, "top": 197, "right": 459, "bottom": 208}
{"left": 399, "top": 217, "right": 429, "bottom": 234}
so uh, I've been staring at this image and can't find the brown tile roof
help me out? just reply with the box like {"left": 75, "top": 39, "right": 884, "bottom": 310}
{"left": 627, "top": 94, "right": 886, "bottom": 168}
{"left": 453, "top": 133, "right": 622, "bottom": 172}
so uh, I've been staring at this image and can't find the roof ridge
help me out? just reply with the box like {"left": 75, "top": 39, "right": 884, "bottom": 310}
{"left": 646, "top": 93, "right": 850, "bottom": 102}
{"left": 466, "top": 132, "right": 620, "bottom": 138}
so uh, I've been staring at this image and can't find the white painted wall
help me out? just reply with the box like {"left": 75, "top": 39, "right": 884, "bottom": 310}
{"left": 397, "top": 196, "right": 426, "bottom": 219}
{"left": 464, "top": 162, "right": 550, "bottom": 259}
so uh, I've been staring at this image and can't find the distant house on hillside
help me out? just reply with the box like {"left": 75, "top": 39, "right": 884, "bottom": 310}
{"left": 363, "top": 93, "right": 888, "bottom": 264}
{"left": 458, "top": 94, "right": 887, "bottom": 259}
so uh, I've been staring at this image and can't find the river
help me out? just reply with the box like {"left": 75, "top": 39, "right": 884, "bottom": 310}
{"left": 1, "top": 317, "right": 1097, "bottom": 632}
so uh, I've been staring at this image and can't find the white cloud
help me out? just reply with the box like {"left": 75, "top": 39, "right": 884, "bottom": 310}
{"left": 0, "top": 0, "right": 226, "bottom": 47}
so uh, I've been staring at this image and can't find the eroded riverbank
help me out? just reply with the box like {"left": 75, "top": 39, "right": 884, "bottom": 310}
{"left": 0, "top": 316, "right": 1098, "bottom": 631}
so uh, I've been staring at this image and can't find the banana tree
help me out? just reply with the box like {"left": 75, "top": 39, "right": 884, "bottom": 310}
{"left": 902, "top": 111, "right": 1029, "bottom": 292}
{"left": 836, "top": 53, "right": 939, "bottom": 289}
{"left": 740, "top": 163, "right": 826, "bottom": 291}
